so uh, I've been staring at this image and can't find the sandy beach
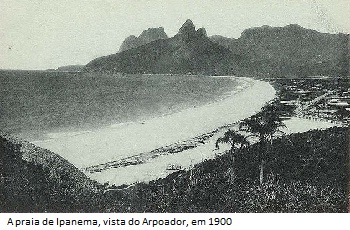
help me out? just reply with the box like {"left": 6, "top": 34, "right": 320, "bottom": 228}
{"left": 31, "top": 76, "right": 344, "bottom": 186}
{"left": 87, "top": 116, "right": 340, "bottom": 186}
{"left": 32, "top": 77, "right": 275, "bottom": 168}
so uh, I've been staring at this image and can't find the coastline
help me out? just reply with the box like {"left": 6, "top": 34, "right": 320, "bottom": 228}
{"left": 31, "top": 76, "right": 341, "bottom": 186}
{"left": 87, "top": 112, "right": 340, "bottom": 187}
{"left": 84, "top": 78, "right": 341, "bottom": 186}
{"left": 32, "top": 77, "right": 277, "bottom": 185}
{"left": 32, "top": 77, "right": 275, "bottom": 169}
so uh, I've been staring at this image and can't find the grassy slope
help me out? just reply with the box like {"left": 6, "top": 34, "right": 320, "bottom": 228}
{"left": 106, "top": 127, "right": 349, "bottom": 212}
{"left": 0, "top": 133, "right": 104, "bottom": 212}
{"left": 1, "top": 127, "right": 348, "bottom": 212}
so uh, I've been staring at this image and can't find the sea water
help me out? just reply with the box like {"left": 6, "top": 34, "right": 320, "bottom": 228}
{"left": 0, "top": 70, "right": 239, "bottom": 141}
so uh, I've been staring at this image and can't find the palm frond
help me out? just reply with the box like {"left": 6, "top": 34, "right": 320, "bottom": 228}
{"left": 216, "top": 129, "right": 249, "bottom": 151}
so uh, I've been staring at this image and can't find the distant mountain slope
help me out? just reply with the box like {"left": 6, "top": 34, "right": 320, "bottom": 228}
{"left": 86, "top": 21, "right": 348, "bottom": 77}
{"left": 86, "top": 20, "right": 239, "bottom": 75}
{"left": 119, "top": 27, "right": 168, "bottom": 52}
{"left": 56, "top": 65, "right": 84, "bottom": 72}
{"left": 0, "top": 133, "right": 102, "bottom": 212}
{"left": 210, "top": 25, "right": 349, "bottom": 77}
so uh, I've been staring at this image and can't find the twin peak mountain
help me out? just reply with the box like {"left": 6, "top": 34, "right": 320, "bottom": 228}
{"left": 119, "top": 19, "right": 207, "bottom": 52}
{"left": 86, "top": 19, "right": 233, "bottom": 75}
{"left": 85, "top": 19, "right": 348, "bottom": 77}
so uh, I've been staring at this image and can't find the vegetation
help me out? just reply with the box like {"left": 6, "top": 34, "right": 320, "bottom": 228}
{"left": 239, "top": 103, "right": 286, "bottom": 185}
{"left": 215, "top": 130, "right": 249, "bottom": 183}
{"left": 0, "top": 134, "right": 104, "bottom": 212}
{"left": 85, "top": 20, "right": 240, "bottom": 75}
{"left": 210, "top": 25, "right": 349, "bottom": 78}
{"left": 86, "top": 20, "right": 349, "bottom": 77}
{"left": 107, "top": 127, "right": 348, "bottom": 212}
{"left": 1, "top": 126, "right": 348, "bottom": 212}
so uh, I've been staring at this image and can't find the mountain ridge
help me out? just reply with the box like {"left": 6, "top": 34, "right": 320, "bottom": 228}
{"left": 119, "top": 27, "right": 168, "bottom": 52}
{"left": 209, "top": 24, "right": 349, "bottom": 77}
{"left": 86, "top": 20, "right": 349, "bottom": 77}
{"left": 86, "top": 19, "right": 238, "bottom": 75}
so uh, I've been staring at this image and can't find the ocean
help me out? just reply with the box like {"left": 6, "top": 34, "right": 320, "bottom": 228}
{"left": 0, "top": 70, "right": 239, "bottom": 141}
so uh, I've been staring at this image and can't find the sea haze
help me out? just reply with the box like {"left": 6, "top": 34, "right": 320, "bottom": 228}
{"left": 0, "top": 70, "right": 239, "bottom": 141}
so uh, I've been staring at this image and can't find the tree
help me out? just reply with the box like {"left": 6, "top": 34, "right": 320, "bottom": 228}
{"left": 239, "top": 103, "right": 285, "bottom": 185}
{"left": 216, "top": 129, "right": 249, "bottom": 155}
{"left": 216, "top": 129, "right": 249, "bottom": 182}
{"left": 335, "top": 107, "right": 349, "bottom": 121}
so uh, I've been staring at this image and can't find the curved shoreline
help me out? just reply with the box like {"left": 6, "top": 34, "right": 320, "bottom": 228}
{"left": 32, "top": 77, "right": 276, "bottom": 173}
{"left": 39, "top": 76, "right": 249, "bottom": 141}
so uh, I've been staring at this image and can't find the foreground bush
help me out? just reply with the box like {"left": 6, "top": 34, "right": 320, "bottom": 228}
{"left": 106, "top": 127, "right": 348, "bottom": 212}
{"left": 1, "top": 127, "right": 348, "bottom": 212}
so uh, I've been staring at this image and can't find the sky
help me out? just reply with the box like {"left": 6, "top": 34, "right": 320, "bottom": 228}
{"left": 1, "top": 0, "right": 349, "bottom": 70}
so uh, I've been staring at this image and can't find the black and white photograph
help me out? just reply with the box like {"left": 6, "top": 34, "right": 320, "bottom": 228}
{"left": 0, "top": 0, "right": 349, "bottom": 215}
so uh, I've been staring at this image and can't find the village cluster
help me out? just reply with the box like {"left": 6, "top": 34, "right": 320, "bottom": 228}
{"left": 271, "top": 77, "right": 350, "bottom": 125}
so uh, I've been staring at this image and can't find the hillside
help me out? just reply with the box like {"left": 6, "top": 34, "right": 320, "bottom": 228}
{"left": 119, "top": 27, "right": 168, "bottom": 52}
{"left": 85, "top": 20, "right": 239, "bottom": 75}
{"left": 86, "top": 21, "right": 349, "bottom": 77}
{"left": 106, "top": 127, "right": 349, "bottom": 212}
{"left": 56, "top": 65, "right": 84, "bottom": 72}
{"left": 210, "top": 24, "right": 349, "bottom": 77}
{"left": 0, "top": 133, "right": 103, "bottom": 212}
{"left": 1, "top": 126, "right": 348, "bottom": 212}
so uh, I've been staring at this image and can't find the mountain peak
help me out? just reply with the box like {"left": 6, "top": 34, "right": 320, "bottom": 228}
{"left": 119, "top": 27, "right": 168, "bottom": 52}
{"left": 240, "top": 24, "right": 312, "bottom": 39}
{"left": 87, "top": 18, "right": 234, "bottom": 75}
{"left": 178, "top": 19, "right": 196, "bottom": 35}
{"left": 196, "top": 28, "right": 207, "bottom": 37}
{"left": 139, "top": 27, "right": 167, "bottom": 40}
{"left": 176, "top": 19, "right": 208, "bottom": 41}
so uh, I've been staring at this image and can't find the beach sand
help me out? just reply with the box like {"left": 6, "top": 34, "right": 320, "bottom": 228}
{"left": 33, "top": 76, "right": 340, "bottom": 186}
{"left": 32, "top": 77, "right": 278, "bottom": 185}
{"left": 282, "top": 117, "right": 342, "bottom": 133}
{"left": 33, "top": 77, "right": 275, "bottom": 168}
{"left": 87, "top": 117, "right": 340, "bottom": 186}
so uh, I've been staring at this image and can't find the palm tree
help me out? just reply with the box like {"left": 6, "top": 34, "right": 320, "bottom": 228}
{"left": 216, "top": 129, "right": 249, "bottom": 183}
{"left": 216, "top": 129, "right": 249, "bottom": 156}
{"left": 239, "top": 103, "right": 285, "bottom": 185}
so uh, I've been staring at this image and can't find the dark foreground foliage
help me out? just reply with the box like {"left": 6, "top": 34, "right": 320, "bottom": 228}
{"left": 1, "top": 127, "right": 348, "bottom": 212}
{"left": 0, "top": 134, "right": 105, "bottom": 212}
{"left": 105, "top": 127, "right": 349, "bottom": 212}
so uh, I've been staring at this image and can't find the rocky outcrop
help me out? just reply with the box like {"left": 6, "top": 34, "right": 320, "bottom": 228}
{"left": 88, "top": 20, "right": 349, "bottom": 77}
{"left": 210, "top": 24, "right": 349, "bottom": 77}
{"left": 86, "top": 19, "right": 237, "bottom": 75}
{"left": 176, "top": 19, "right": 207, "bottom": 41}
{"left": 119, "top": 27, "right": 168, "bottom": 52}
